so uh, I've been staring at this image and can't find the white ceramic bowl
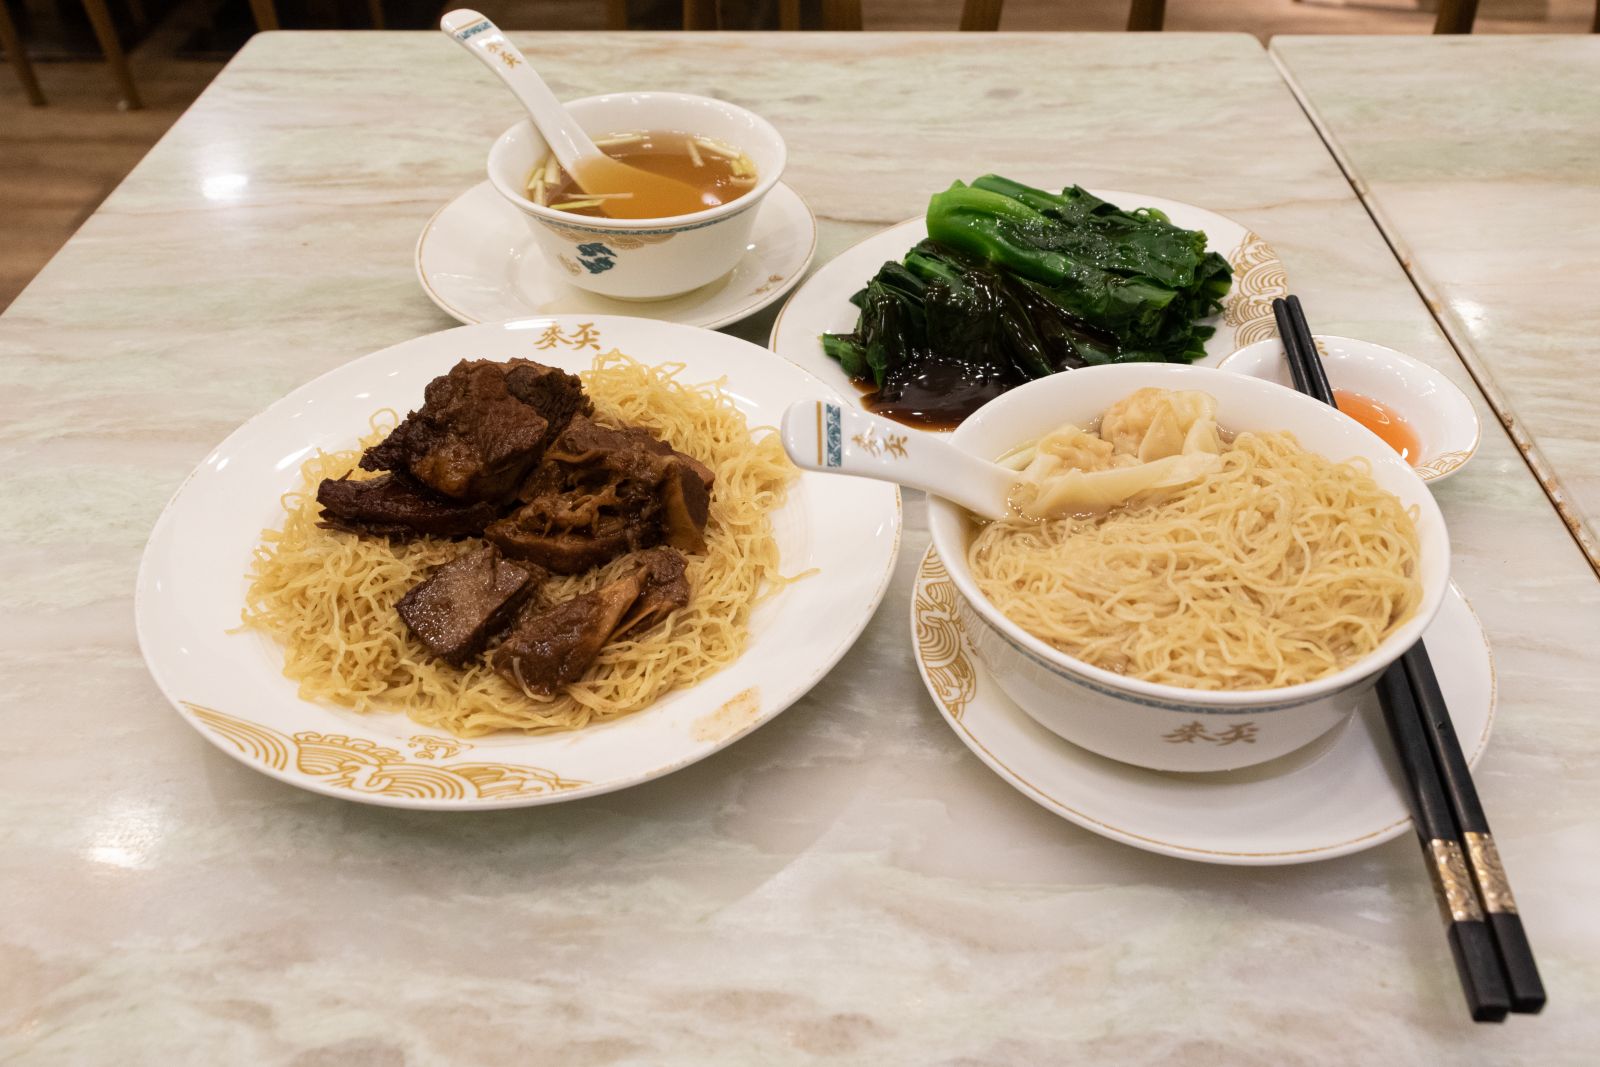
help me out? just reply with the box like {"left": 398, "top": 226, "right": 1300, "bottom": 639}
{"left": 927, "top": 363, "right": 1451, "bottom": 773}
{"left": 487, "top": 92, "right": 787, "bottom": 300}
{"left": 1221, "top": 335, "right": 1481, "bottom": 483}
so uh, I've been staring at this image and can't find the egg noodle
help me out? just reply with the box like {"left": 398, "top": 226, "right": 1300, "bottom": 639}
{"left": 243, "top": 351, "right": 798, "bottom": 736}
{"left": 969, "top": 430, "right": 1422, "bottom": 690}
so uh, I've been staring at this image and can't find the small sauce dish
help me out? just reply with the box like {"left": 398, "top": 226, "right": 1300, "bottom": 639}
{"left": 1220, "top": 335, "right": 1480, "bottom": 483}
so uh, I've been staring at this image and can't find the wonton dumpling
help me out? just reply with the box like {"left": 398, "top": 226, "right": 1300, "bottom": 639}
{"left": 1018, "top": 450, "right": 1222, "bottom": 519}
{"left": 1012, "top": 388, "right": 1224, "bottom": 520}
{"left": 1099, "top": 388, "right": 1220, "bottom": 460}
{"left": 1022, "top": 424, "right": 1125, "bottom": 475}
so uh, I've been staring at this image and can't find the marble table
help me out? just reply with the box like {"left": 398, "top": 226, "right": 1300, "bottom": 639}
{"left": 1272, "top": 35, "right": 1600, "bottom": 572}
{"left": 2, "top": 31, "right": 1598, "bottom": 1063}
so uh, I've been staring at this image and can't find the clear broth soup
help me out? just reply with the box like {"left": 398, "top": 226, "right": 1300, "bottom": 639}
{"left": 525, "top": 130, "right": 757, "bottom": 220}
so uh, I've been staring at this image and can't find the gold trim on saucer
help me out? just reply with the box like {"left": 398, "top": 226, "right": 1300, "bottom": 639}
{"left": 912, "top": 555, "right": 977, "bottom": 719}
{"left": 1414, "top": 449, "right": 1473, "bottom": 482}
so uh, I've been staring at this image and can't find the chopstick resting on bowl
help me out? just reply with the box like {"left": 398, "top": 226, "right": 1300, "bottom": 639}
{"left": 1272, "top": 296, "right": 1545, "bottom": 1023}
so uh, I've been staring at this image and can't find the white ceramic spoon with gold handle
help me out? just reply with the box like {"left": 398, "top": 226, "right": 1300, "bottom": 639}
{"left": 780, "top": 399, "right": 1014, "bottom": 520}
{"left": 440, "top": 10, "right": 710, "bottom": 220}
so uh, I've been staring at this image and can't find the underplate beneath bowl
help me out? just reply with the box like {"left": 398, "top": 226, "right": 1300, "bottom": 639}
{"left": 910, "top": 549, "right": 1494, "bottom": 865}
{"left": 417, "top": 180, "right": 817, "bottom": 329}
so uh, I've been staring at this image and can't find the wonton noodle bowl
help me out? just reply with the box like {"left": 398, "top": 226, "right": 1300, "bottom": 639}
{"left": 926, "top": 363, "right": 1450, "bottom": 773}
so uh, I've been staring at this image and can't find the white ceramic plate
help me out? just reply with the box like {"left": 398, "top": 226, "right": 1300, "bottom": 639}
{"left": 417, "top": 181, "right": 817, "bottom": 329}
{"left": 136, "top": 317, "right": 900, "bottom": 810}
{"left": 769, "top": 191, "right": 1287, "bottom": 426}
{"left": 1221, "top": 335, "right": 1482, "bottom": 483}
{"left": 911, "top": 550, "right": 1494, "bottom": 865}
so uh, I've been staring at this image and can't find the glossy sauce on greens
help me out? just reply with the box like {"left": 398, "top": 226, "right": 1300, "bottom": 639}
{"left": 855, "top": 362, "right": 1017, "bottom": 430}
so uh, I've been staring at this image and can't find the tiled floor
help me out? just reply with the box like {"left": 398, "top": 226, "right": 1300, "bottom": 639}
{"left": 2, "top": 0, "right": 1595, "bottom": 310}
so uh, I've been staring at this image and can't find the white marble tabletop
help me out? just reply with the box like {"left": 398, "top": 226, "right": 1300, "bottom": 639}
{"left": 1271, "top": 34, "right": 1600, "bottom": 572}
{"left": 2, "top": 31, "right": 1598, "bottom": 1063}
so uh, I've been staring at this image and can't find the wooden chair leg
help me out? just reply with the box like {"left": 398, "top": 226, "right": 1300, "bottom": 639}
{"left": 959, "top": 0, "right": 1002, "bottom": 31}
{"left": 820, "top": 0, "right": 862, "bottom": 30}
{"left": 606, "top": 0, "right": 628, "bottom": 29}
{"left": 682, "top": 0, "right": 717, "bottom": 29}
{"left": 248, "top": 0, "right": 280, "bottom": 32}
{"left": 1433, "top": 0, "right": 1479, "bottom": 33}
{"left": 0, "top": 0, "right": 46, "bottom": 106}
{"left": 81, "top": 0, "right": 142, "bottom": 110}
{"left": 1591, "top": 0, "right": 1597, "bottom": 33}
{"left": 1127, "top": 0, "right": 1165, "bottom": 31}
{"left": 366, "top": 0, "right": 385, "bottom": 29}
{"left": 779, "top": 0, "right": 800, "bottom": 30}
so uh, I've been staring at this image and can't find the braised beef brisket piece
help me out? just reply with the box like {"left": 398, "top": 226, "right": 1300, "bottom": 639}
{"left": 492, "top": 547, "right": 690, "bottom": 696}
{"left": 395, "top": 545, "right": 542, "bottom": 664}
{"left": 360, "top": 359, "right": 590, "bottom": 503}
{"left": 612, "top": 547, "right": 692, "bottom": 638}
{"left": 484, "top": 417, "right": 714, "bottom": 574}
{"left": 316, "top": 473, "right": 500, "bottom": 538}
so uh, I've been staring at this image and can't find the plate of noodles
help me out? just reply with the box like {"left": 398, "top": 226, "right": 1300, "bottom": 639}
{"left": 135, "top": 316, "right": 901, "bottom": 809}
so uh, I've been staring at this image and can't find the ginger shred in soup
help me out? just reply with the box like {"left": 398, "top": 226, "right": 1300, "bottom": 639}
{"left": 525, "top": 130, "right": 757, "bottom": 219}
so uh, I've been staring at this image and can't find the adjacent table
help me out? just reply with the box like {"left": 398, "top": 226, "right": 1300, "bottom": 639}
{"left": 2, "top": 32, "right": 1598, "bottom": 1062}
{"left": 1272, "top": 34, "right": 1600, "bottom": 572}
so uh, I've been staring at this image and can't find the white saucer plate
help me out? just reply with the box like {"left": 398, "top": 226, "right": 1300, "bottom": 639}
{"left": 136, "top": 317, "right": 899, "bottom": 810}
{"left": 770, "top": 191, "right": 1287, "bottom": 427}
{"left": 911, "top": 549, "right": 1495, "bottom": 865}
{"left": 1221, "top": 334, "right": 1482, "bottom": 483}
{"left": 417, "top": 181, "right": 817, "bottom": 329}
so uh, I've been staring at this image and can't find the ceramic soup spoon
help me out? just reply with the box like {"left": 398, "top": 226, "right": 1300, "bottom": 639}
{"left": 780, "top": 399, "right": 1014, "bottom": 520}
{"left": 441, "top": 9, "right": 710, "bottom": 220}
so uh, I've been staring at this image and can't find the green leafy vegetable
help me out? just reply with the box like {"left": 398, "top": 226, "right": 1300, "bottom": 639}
{"left": 821, "top": 176, "right": 1233, "bottom": 424}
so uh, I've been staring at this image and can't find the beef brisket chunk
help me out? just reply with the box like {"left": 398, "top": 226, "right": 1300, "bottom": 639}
{"left": 613, "top": 547, "right": 691, "bottom": 639}
{"left": 503, "top": 361, "right": 591, "bottom": 440}
{"left": 360, "top": 359, "right": 590, "bottom": 503}
{"left": 396, "top": 544, "right": 541, "bottom": 665}
{"left": 315, "top": 473, "right": 500, "bottom": 539}
{"left": 485, "top": 417, "right": 714, "bottom": 573}
{"left": 491, "top": 548, "right": 691, "bottom": 696}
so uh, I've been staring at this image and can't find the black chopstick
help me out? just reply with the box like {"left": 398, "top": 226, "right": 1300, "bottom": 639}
{"left": 1375, "top": 667, "right": 1510, "bottom": 1021}
{"left": 1403, "top": 647, "right": 1546, "bottom": 1012}
{"left": 1272, "top": 300, "right": 1312, "bottom": 395}
{"left": 1272, "top": 296, "right": 1534, "bottom": 1022}
{"left": 1286, "top": 295, "right": 1334, "bottom": 404}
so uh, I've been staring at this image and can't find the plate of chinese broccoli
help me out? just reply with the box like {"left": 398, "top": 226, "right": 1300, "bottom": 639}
{"left": 768, "top": 176, "right": 1285, "bottom": 429}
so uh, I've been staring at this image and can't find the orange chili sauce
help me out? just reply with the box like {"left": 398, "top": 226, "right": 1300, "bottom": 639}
{"left": 1334, "top": 390, "right": 1421, "bottom": 463}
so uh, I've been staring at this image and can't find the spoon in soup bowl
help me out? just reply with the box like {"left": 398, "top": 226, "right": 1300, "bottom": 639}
{"left": 780, "top": 399, "right": 1016, "bottom": 520}
{"left": 440, "top": 10, "right": 712, "bottom": 220}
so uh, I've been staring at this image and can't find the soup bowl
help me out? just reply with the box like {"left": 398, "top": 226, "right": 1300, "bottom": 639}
{"left": 487, "top": 91, "right": 787, "bottom": 300}
{"left": 926, "top": 363, "right": 1451, "bottom": 773}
